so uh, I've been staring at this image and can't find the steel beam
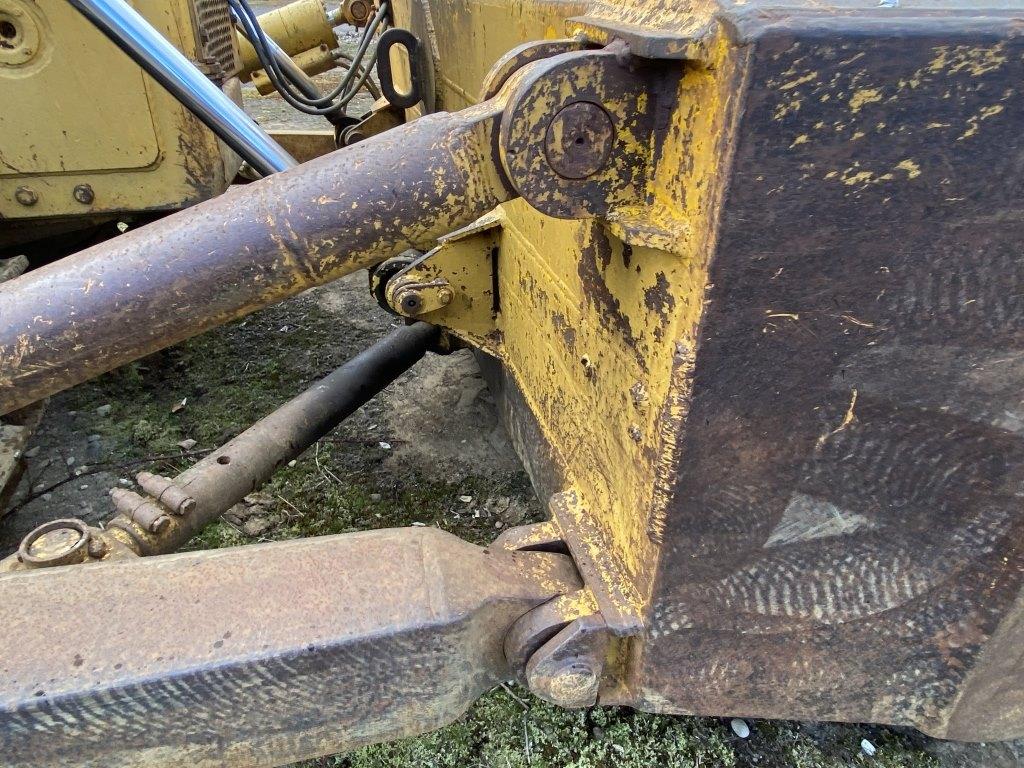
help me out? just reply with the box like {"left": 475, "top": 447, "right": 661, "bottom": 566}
{"left": 0, "top": 527, "right": 580, "bottom": 767}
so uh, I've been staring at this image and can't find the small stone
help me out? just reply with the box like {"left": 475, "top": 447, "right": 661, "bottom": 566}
{"left": 33, "top": 483, "right": 45, "bottom": 492}
{"left": 223, "top": 503, "right": 252, "bottom": 525}
{"left": 287, "top": 459, "right": 297, "bottom": 467}
{"left": 730, "top": 718, "right": 750, "bottom": 739}
{"left": 170, "top": 398, "right": 187, "bottom": 413}
{"left": 65, "top": 457, "right": 76, "bottom": 466}
{"left": 242, "top": 517, "right": 272, "bottom": 537}
{"left": 177, "top": 438, "right": 197, "bottom": 451}
{"left": 411, "top": 521, "right": 426, "bottom": 527}
{"left": 495, "top": 520, "right": 504, "bottom": 529}
{"left": 75, "top": 465, "right": 88, "bottom": 475}
{"left": 378, "top": 441, "right": 391, "bottom": 450}
{"left": 459, "top": 495, "right": 473, "bottom": 504}
{"left": 95, "top": 404, "right": 112, "bottom": 417}
{"left": 370, "top": 493, "right": 382, "bottom": 502}
{"left": 41, "top": 493, "right": 52, "bottom": 502}
{"left": 23, "top": 446, "right": 40, "bottom": 459}
{"left": 118, "top": 478, "right": 132, "bottom": 487}
{"left": 79, "top": 484, "right": 89, "bottom": 491}
{"left": 861, "top": 739, "right": 876, "bottom": 757}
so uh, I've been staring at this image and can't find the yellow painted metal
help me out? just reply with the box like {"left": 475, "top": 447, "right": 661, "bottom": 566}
{"left": 389, "top": 0, "right": 743, "bottom": 618}
{"left": 0, "top": 0, "right": 242, "bottom": 223}
{"left": 235, "top": 0, "right": 337, "bottom": 79}
{"left": 266, "top": 128, "right": 336, "bottom": 161}
{"left": 251, "top": 42, "right": 334, "bottom": 94}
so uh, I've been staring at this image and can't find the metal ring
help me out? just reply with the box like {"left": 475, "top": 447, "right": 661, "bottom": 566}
{"left": 18, "top": 519, "right": 91, "bottom": 568}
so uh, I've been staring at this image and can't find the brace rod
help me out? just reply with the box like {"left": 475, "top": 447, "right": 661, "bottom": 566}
{"left": 111, "top": 322, "right": 441, "bottom": 555}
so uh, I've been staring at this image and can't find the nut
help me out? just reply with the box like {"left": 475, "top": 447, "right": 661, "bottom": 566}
{"left": 73, "top": 184, "right": 95, "bottom": 205}
{"left": 14, "top": 186, "right": 38, "bottom": 206}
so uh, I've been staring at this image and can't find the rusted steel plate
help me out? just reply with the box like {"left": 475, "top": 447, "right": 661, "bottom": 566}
{"left": 0, "top": 527, "right": 580, "bottom": 766}
{"left": 0, "top": 104, "right": 514, "bottom": 416}
{"left": 636, "top": 11, "right": 1024, "bottom": 741}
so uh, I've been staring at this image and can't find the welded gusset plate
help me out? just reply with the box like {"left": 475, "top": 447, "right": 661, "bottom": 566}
{"left": 0, "top": 527, "right": 580, "bottom": 767}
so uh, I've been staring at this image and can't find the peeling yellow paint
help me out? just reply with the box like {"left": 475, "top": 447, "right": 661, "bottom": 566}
{"left": 896, "top": 159, "right": 921, "bottom": 179}
{"left": 959, "top": 104, "right": 1005, "bottom": 140}
{"left": 779, "top": 72, "right": 817, "bottom": 91}
{"left": 849, "top": 88, "right": 882, "bottom": 113}
{"left": 927, "top": 44, "right": 1007, "bottom": 77}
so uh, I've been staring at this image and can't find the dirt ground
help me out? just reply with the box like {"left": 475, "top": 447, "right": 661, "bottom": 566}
{"left": 2, "top": 16, "right": 1023, "bottom": 768}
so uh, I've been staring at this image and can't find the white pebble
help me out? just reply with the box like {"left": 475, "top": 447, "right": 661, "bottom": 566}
{"left": 378, "top": 441, "right": 391, "bottom": 450}
{"left": 459, "top": 495, "right": 473, "bottom": 504}
{"left": 730, "top": 718, "right": 750, "bottom": 739}
{"left": 861, "top": 739, "right": 876, "bottom": 757}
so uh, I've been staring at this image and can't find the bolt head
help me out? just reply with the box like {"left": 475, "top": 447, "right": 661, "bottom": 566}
{"left": 437, "top": 287, "right": 453, "bottom": 306}
{"left": 529, "top": 660, "right": 600, "bottom": 708}
{"left": 73, "top": 184, "right": 95, "bottom": 205}
{"left": 150, "top": 515, "right": 171, "bottom": 534}
{"left": 544, "top": 101, "right": 614, "bottom": 180}
{"left": 14, "top": 186, "right": 38, "bottom": 206}
{"left": 400, "top": 294, "right": 423, "bottom": 313}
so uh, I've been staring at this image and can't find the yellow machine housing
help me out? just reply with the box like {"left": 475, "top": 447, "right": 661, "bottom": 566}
{"left": 0, "top": 0, "right": 243, "bottom": 246}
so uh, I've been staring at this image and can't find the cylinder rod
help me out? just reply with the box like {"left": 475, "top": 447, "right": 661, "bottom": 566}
{"left": 113, "top": 323, "right": 440, "bottom": 555}
{"left": 67, "top": 0, "right": 297, "bottom": 175}
{"left": 0, "top": 102, "right": 512, "bottom": 416}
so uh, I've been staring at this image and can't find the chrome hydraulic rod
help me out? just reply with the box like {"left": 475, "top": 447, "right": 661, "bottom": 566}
{"left": 0, "top": 527, "right": 581, "bottom": 767}
{"left": 67, "top": 0, "right": 297, "bottom": 174}
{"left": 0, "top": 99, "right": 514, "bottom": 416}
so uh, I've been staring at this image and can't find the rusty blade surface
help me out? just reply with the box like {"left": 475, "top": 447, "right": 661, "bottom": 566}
{"left": 0, "top": 526, "right": 580, "bottom": 767}
{"left": 0, "top": 103, "right": 513, "bottom": 416}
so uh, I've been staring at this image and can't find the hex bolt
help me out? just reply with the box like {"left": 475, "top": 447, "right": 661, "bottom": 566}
{"left": 436, "top": 287, "right": 454, "bottom": 306}
{"left": 544, "top": 101, "right": 614, "bottom": 180}
{"left": 73, "top": 184, "right": 95, "bottom": 205}
{"left": 14, "top": 186, "right": 38, "bottom": 206}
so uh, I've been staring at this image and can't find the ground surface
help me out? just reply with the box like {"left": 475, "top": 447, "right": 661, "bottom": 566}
{"left": 2, "top": 15, "right": 1023, "bottom": 768}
